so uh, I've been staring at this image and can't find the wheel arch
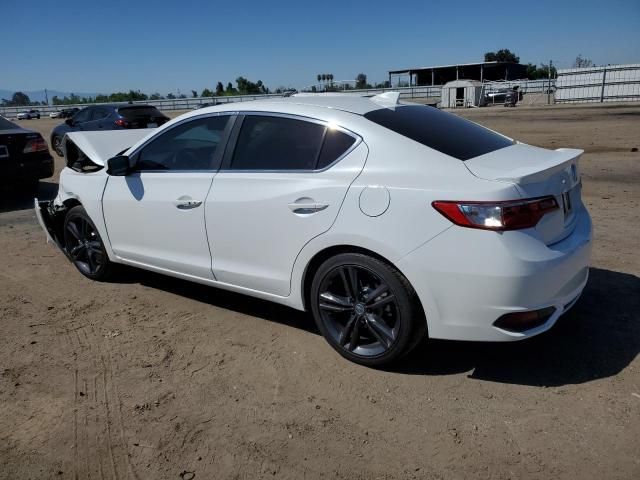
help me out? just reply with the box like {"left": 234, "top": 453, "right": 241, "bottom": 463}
{"left": 300, "top": 245, "right": 427, "bottom": 326}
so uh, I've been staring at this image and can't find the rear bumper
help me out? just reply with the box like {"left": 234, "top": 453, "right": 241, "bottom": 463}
{"left": 0, "top": 152, "right": 54, "bottom": 181}
{"left": 397, "top": 206, "right": 593, "bottom": 341}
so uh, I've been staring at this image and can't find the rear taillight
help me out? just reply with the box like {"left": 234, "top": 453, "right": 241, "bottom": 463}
{"left": 114, "top": 118, "right": 130, "bottom": 128}
{"left": 23, "top": 137, "right": 48, "bottom": 153}
{"left": 432, "top": 196, "right": 559, "bottom": 231}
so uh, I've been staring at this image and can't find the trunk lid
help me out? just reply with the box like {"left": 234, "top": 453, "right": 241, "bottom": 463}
{"left": 465, "top": 143, "right": 584, "bottom": 245}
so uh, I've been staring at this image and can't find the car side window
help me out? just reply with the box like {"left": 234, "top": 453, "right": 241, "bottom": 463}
{"left": 73, "top": 108, "right": 92, "bottom": 124}
{"left": 230, "top": 116, "right": 326, "bottom": 170}
{"left": 91, "top": 108, "right": 110, "bottom": 121}
{"left": 136, "top": 115, "right": 230, "bottom": 171}
{"left": 317, "top": 128, "right": 357, "bottom": 169}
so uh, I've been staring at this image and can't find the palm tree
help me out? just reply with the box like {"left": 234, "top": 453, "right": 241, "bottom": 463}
{"left": 317, "top": 74, "right": 322, "bottom": 85}
{"left": 328, "top": 74, "right": 334, "bottom": 86}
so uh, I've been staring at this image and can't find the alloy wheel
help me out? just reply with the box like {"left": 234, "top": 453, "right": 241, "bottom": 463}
{"left": 317, "top": 265, "right": 400, "bottom": 357}
{"left": 64, "top": 216, "right": 104, "bottom": 276}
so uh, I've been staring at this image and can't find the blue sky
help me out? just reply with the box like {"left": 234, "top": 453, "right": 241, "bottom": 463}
{"left": 2, "top": 0, "right": 639, "bottom": 94}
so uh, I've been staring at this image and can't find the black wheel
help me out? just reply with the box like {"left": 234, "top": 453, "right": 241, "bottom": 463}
{"left": 63, "top": 206, "right": 113, "bottom": 280}
{"left": 36, "top": 114, "right": 40, "bottom": 119}
{"left": 52, "top": 135, "right": 63, "bottom": 157}
{"left": 310, "top": 253, "right": 426, "bottom": 367}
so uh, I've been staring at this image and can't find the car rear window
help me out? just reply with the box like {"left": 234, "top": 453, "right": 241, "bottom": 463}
{"left": 0, "top": 117, "right": 18, "bottom": 130}
{"left": 363, "top": 105, "right": 513, "bottom": 160}
{"left": 117, "top": 106, "right": 164, "bottom": 120}
{"left": 317, "top": 128, "right": 356, "bottom": 169}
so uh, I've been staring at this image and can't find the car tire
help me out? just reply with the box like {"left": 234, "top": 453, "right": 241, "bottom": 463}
{"left": 36, "top": 114, "right": 40, "bottom": 119}
{"left": 310, "top": 253, "right": 426, "bottom": 367}
{"left": 52, "top": 135, "right": 63, "bottom": 157}
{"left": 63, "top": 206, "right": 114, "bottom": 281}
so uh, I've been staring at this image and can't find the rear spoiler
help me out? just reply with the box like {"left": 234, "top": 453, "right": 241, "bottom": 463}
{"left": 64, "top": 129, "right": 155, "bottom": 167}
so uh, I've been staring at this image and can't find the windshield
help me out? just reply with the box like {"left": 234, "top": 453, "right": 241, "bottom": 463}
{"left": 364, "top": 105, "right": 513, "bottom": 160}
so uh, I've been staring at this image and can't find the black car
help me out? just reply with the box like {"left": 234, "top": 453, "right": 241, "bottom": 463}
{"left": 50, "top": 104, "right": 170, "bottom": 156}
{"left": 0, "top": 116, "right": 54, "bottom": 188}
{"left": 60, "top": 107, "right": 80, "bottom": 119}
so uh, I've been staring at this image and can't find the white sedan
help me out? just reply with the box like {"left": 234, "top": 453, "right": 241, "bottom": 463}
{"left": 35, "top": 93, "right": 592, "bottom": 366}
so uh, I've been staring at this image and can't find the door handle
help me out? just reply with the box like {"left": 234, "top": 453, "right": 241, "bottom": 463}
{"left": 288, "top": 199, "right": 329, "bottom": 215}
{"left": 175, "top": 197, "right": 203, "bottom": 210}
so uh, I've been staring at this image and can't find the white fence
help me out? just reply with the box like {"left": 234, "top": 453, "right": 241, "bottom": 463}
{"left": 555, "top": 63, "right": 640, "bottom": 103}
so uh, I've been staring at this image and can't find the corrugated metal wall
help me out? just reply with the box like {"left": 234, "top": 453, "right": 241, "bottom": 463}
{"left": 556, "top": 64, "right": 640, "bottom": 103}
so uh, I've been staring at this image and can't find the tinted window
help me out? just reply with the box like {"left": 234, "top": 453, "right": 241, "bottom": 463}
{"left": 317, "top": 128, "right": 356, "bottom": 169}
{"left": 73, "top": 108, "right": 92, "bottom": 124}
{"left": 137, "top": 116, "right": 229, "bottom": 171}
{"left": 91, "top": 108, "right": 110, "bottom": 121}
{"left": 231, "top": 116, "right": 325, "bottom": 170}
{"left": 118, "top": 106, "right": 164, "bottom": 120}
{"left": 364, "top": 105, "right": 513, "bottom": 160}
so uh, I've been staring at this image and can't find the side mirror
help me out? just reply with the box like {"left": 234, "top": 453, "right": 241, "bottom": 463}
{"left": 106, "top": 155, "right": 131, "bottom": 176}
{"left": 65, "top": 118, "right": 74, "bottom": 126}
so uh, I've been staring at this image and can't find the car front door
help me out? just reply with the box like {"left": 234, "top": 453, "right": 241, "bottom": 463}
{"left": 102, "top": 114, "right": 233, "bottom": 279}
{"left": 206, "top": 113, "right": 367, "bottom": 296}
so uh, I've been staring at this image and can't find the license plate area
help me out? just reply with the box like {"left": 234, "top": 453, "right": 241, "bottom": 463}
{"left": 0, "top": 145, "right": 8, "bottom": 159}
{"left": 561, "top": 182, "right": 580, "bottom": 218}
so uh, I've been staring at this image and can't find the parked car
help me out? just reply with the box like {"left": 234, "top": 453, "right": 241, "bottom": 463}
{"left": 484, "top": 88, "right": 518, "bottom": 107}
{"left": 59, "top": 108, "right": 80, "bottom": 119}
{"left": 35, "top": 93, "right": 592, "bottom": 366}
{"left": 50, "top": 110, "right": 63, "bottom": 118}
{"left": 0, "top": 115, "right": 53, "bottom": 189}
{"left": 50, "top": 104, "right": 169, "bottom": 156}
{"left": 17, "top": 109, "right": 41, "bottom": 120}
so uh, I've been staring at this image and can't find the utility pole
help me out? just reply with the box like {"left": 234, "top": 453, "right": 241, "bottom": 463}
{"left": 547, "top": 60, "right": 553, "bottom": 105}
{"left": 44, "top": 88, "right": 48, "bottom": 105}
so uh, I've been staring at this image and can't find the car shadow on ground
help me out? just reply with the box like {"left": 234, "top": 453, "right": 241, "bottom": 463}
{"left": 128, "top": 266, "right": 638, "bottom": 387}
{"left": 0, "top": 180, "right": 58, "bottom": 214}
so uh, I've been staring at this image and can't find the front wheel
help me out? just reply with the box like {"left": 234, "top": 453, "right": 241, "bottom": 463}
{"left": 310, "top": 253, "right": 426, "bottom": 367}
{"left": 63, "top": 206, "right": 114, "bottom": 280}
{"left": 52, "top": 135, "right": 63, "bottom": 157}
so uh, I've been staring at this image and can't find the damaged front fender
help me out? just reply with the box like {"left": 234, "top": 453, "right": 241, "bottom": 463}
{"left": 34, "top": 198, "right": 68, "bottom": 253}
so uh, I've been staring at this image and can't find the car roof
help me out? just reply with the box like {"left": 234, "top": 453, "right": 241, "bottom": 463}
{"left": 195, "top": 93, "right": 399, "bottom": 117}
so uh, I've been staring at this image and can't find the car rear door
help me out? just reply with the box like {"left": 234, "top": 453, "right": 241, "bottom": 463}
{"left": 71, "top": 108, "right": 93, "bottom": 130}
{"left": 102, "top": 114, "right": 233, "bottom": 279}
{"left": 205, "top": 113, "right": 366, "bottom": 296}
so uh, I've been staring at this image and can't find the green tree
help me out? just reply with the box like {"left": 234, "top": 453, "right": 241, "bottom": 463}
{"left": 484, "top": 49, "right": 520, "bottom": 63}
{"left": 191, "top": 90, "right": 198, "bottom": 98}
{"left": 225, "top": 82, "right": 236, "bottom": 95}
{"left": 167, "top": 93, "right": 176, "bottom": 99}
{"left": 201, "top": 88, "right": 214, "bottom": 97}
{"left": 355, "top": 73, "right": 368, "bottom": 89}
{"left": 216, "top": 82, "right": 224, "bottom": 96}
{"left": 573, "top": 54, "right": 593, "bottom": 68}
{"left": 11, "top": 91, "right": 31, "bottom": 106}
{"left": 149, "top": 93, "right": 162, "bottom": 100}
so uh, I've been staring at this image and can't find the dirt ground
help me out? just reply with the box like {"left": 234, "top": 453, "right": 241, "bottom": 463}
{"left": 1, "top": 103, "right": 639, "bottom": 480}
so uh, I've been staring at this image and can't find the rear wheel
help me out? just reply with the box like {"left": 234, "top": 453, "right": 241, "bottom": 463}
{"left": 63, "top": 206, "right": 113, "bottom": 280}
{"left": 310, "top": 253, "right": 426, "bottom": 367}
